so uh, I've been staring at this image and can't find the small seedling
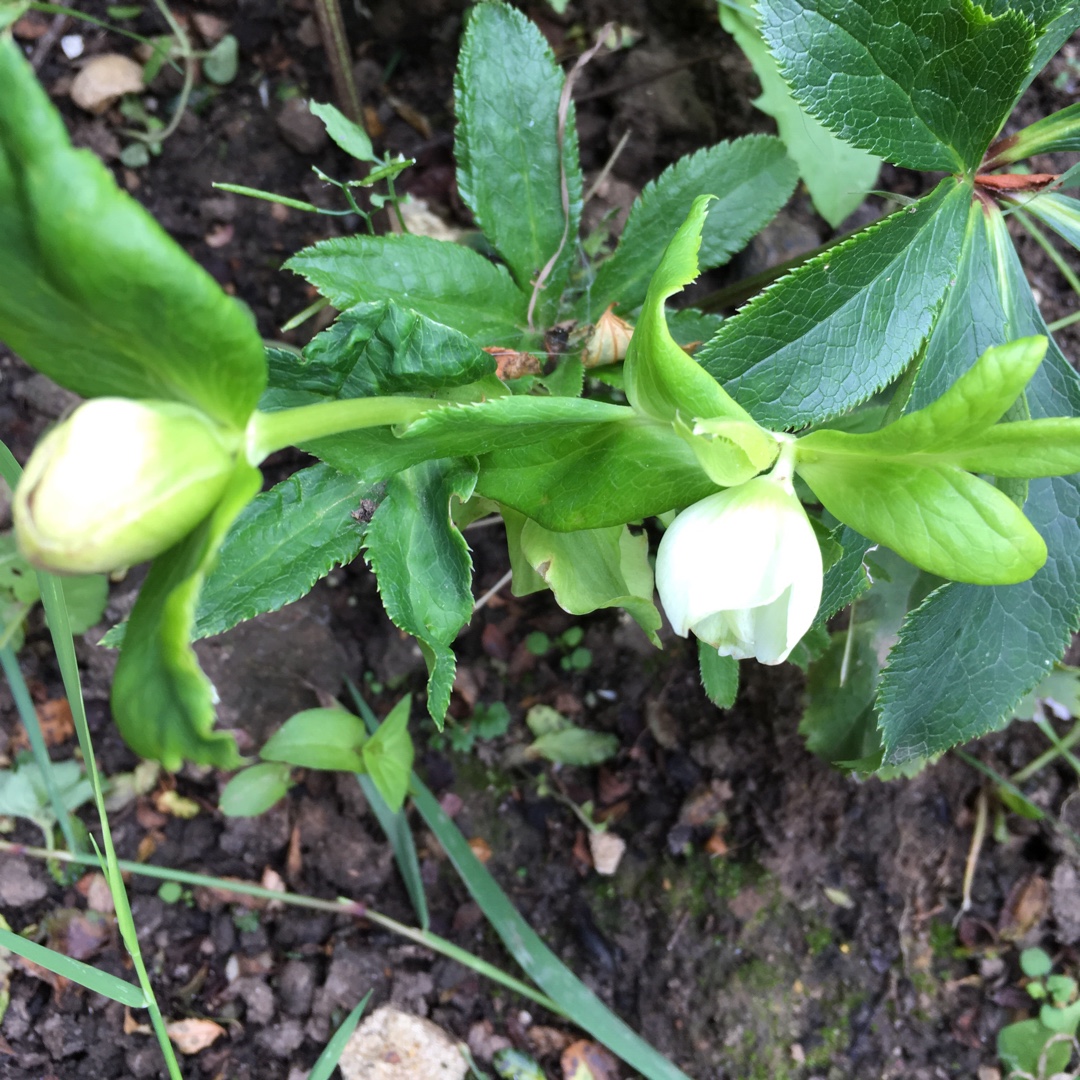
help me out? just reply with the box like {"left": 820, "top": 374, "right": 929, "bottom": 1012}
{"left": 998, "top": 947, "right": 1080, "bottom": 1078}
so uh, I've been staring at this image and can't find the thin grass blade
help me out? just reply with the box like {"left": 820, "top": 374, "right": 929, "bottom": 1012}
{"left": 0, "top": 927, "right": 146, "bottom": 1006}
{"left": 309, "top": 989, "right": 372, "bottom": 1080}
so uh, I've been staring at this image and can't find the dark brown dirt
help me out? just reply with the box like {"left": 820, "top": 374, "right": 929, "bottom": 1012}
{"left": 3, "top": 3, "right": 1080, "bottom": 1080}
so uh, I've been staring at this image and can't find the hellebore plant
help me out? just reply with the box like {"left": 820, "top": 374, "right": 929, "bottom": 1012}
{"left": 6, "top": 0, "right": 1080, "bottom": 784}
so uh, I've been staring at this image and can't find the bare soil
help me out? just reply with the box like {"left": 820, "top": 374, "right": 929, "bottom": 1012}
{"left": 3, "top": 3, "right": 1080, "bottom": 1079}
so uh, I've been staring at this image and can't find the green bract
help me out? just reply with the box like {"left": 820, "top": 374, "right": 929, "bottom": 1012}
{"left": 15, "top": 399, "right": 240, "bottom": 575}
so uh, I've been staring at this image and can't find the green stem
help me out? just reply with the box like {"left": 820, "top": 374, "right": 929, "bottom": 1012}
{"left": 1015, "top": 209, "right": 1080, "bottom": 303}
{"left": 0, "top": 839, "right": 565, "bottom": 1017}
{"left": 1013, "top": 717, "right": 1080, "bottom": 782}
{"left": 246, "top": 396, "right": 440, "bottom": 463}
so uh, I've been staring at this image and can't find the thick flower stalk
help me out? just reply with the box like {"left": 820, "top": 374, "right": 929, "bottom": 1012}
{"left": 655, "top": 440, "right": 822, "bottom": 665}
{"left": 14, "top": 398, "right": 241, "bottom": 575}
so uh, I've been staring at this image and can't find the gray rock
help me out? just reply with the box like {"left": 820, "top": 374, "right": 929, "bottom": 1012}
{"left": 1052, "top": 860, "right": 1080, "bottom": 943}
{"left": 276, "top": 98, "right": 329, "bottom": 156}
{"left": 233, "top": 975, "right": 276, "bottom": 1025}
{"left": 278, "top": 960, "right": 316, "bottom": 1017}
{"left": 257, "top": 1018, "right": 305, "bottom": 1058}
{"left": 0, "top": 857, "right": 48, "bottom": 907}
{"left": 41, "top": 1013, "right": 86, "bottom": 1060}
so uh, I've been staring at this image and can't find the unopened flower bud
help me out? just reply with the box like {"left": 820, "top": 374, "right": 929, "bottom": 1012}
{"left": 15, "top": 398, "right": 239, "bottom": 574}
{"left": 582, "top": 304, "right": 634, "bottom": 368}
{"left": 655, "top": 471, "right": 822, "bottom": 665}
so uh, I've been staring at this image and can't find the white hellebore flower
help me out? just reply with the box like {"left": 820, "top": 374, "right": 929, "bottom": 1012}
{"left": 656, "top": 450, "right": 822, "bottom": 665}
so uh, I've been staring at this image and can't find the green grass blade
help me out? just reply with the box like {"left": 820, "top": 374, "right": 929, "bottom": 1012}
{"left": 309, "top": 990, "right": 372, "bottom": 1080}
{"left": 357, "top": 773, "right": 430, "bottom": 929}
{"left": 348, "top": 685, "right": 691, "bottom": 1080}
{"left": 0, "top": 927, "right": 146, "bottom": 1006}
{"left": 0, "top": 644, "right": 81, "bottom": 853}
{"left": 347, "top": 681, "right": 429, "bottom": 930}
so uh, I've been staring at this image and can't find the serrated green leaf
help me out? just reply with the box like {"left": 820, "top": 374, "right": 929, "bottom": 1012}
{"left": 265, "top": 302, "right": 495, "bottom": 406}
{"left": 757, "top": 0, "right": 1036, "bottom": 172}
{"left": 219, "top": 762, "right": 293, "bottom": 817}
{"left": 718, "top": 6, "right": 877, "bottom": 228}
{"left": 0, "top": 38, "right": 264, "bottom": 428}
{"left": 588, "top": 136, "right": 797, "bottom": 313}
{"left": 110, "top": 464, "right": 261, "bottom": 770}
{"left": 361, "top": 695, "right": 413, "bottom": 811}
{"left": 1019, "top": 191, "right": 1080, "bottom": 252}
{"left": 517, "top": 519, "right": 661, "bottom": 644}
{"left": 878, "top": 202, "right": 1080, "bottom": 765}
{"left": 455, "top": 2, "right": 580, "bottom": 324}
{"left": 309, "top": 100, "right": 375, "bottom": 162}
{"left": 992, "top": 0, "right": 1080, "bottom": 99}
{"left": 191, "top": 463, "right": 372, "bottom": 641}
{"left": 528, "top": 727, "right": 619, "bottom": 767}
{"left": 698, "top": 178, "right": 970, "bottom": 429}
{"left": 698, "top": 641, "right": 738, "bottom": 709}
{"left": 262, "top": 707, "right": 368, "bottom": 771}
{"left": 0, "top": 929, "right": 146, "bottom": 1007}
{"left": 816, "top": 524, "right": 871, "bottom": 624}
{"left": 285, "top": 234, "right": 527, "bottom": 345}
{"left": 364, "top": 461, "right": 476, "bottom": 725}
{"left": 624, "top": 195, "right": 753, "bottom": 425}
{"left": 475, "top": 415, "right": 718, "bottom": 530}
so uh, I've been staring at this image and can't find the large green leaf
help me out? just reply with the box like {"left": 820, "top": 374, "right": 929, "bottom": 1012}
{"left": 587, "top": 136, "right": 797, "bottom": 314}
{"left": 261, "top": 707, "right": 368, "bottom": 772}
{"left": 756, "top": 0, "right": 1036, "bottom": 172}
{"left": 455, "top": 2, "right": 579, "bottom": 325}
{"left": 986, "top": 0, "right": 1080, "bottom": 98}
{"left": 268, "top": 302, "right": 496, "bottom": 403}
{"left": 1019, "top": 191, "right": 1080, "bottom": 250}
{"left": 877, "top": 203, "right": 1080, "bottom": 764}
{"left": 192, "top": 463, "right": 373, "bottom": 640}
{"left": 363, "top": 460, "right": 477, "bottom": 724}
{"left": 698, "top": 178, "right": 970, "bottom": 429}
{"left": 111, "top": 464, "right": 261, "bottom": 769}
{"left": 717, "top": 6, "right": 877, "bottom": 228}
{"left": 285, "top": 234, "right": 527, "bottom": 345}
{"left": 475, "top": 417, "right": 717, "bottom": 531}
{"left": 0, "top": 38, "right": 264, "bottom": 428}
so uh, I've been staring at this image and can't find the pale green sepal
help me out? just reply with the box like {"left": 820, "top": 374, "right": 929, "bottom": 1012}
{"left": 796, "top": 456, "right": 1047, "bottom": 585}
{"left": 623, "top": 195, "right": 753, "bottom": 424}
{"left": 501, "top": 507, "right": 548, "bottom": 597}
{"left": 674, "top": 414, "right": 778, "bottom": 487}
{"left": 111, "top": 463, "right": 263, "bottom": 769}
{"left": 518, "top": 519, "right": 661, "bottom": 646}
{"left": 797, "top": 337, "right": 1049, "bottom": 461}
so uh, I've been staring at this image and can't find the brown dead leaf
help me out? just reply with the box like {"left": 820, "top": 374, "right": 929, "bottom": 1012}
{"left": 484, "top": 346, "right": 542, "bottom": 381}
{"left": 42, "top": 908, "right": 111, "bottom": 961}
{"left": 36, "top": 698, "right": 74, "bottom": 745}
{"left": 70, "top": 54, "right": 144, "bottom": 115}
{"left": 999, "top": 874, "right": 1049, "bottom": 939}
{"left": 467, "top": 837, "right": 493, "bottom": 864}
{"left": 527, "top": 1024, "right": 573, "bottom": 1057}
{"left": 12, "top": 13, "right": 49, "bottom": 40}
{"left": 572, "top": 829, "right": 592, "bottom": 874}
{"left": 385, "top": 93, "right": 432, "bottom": 138}
{"left": 192, "top": 12, "right": 228, "bottom": 43}
{"left": 167, "top": 1018, "right": 226, "bottom": 1055}
{"left": 286, "top": 823, "right": 303, "bottom": 882}
{"left": 561, "top": 1039, "right": 619, "bottom": 1080}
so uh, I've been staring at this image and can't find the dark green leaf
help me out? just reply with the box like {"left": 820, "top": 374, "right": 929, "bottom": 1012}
{"left": 0, "top": 929, "right": 146, "bottom": 1006}
{"left": 588, "top": 136, "right": 797, "bottom": 314}
{"left": 993, "top": 104, "right": 1080, "bottom": 161}
{"left": 717, "top": 8, "right": 877, "bottom": 228}
{"left": 285, "top": 234, "right": 527, "bottom": 345}
{"left": 757, "top": 0, "right": 1035, "bottom": 172}
{"left": 193, "top": 464, "right": 373, "bottom": 640}
{"left": 219, "top": 762, "right": 293, "bottom": 817}
{"left": 698, "top": 642, "right": 738, "bottom": 709}
{"left": 360, "top": 695, "right": 414, "bottom": 811}
{"left": 110, "top": 465, "right": 261, "bottom": 769}
{"left": 309, "top": 100, "right": 375, "bottom": 162}
{"left": 0, "top": 39, "right": 264, "bottom": 428}
{"left": 265, "top": 302, "right": 495, "bottom": 406}
{"left": 698, "top": 178, "right": 970, "bottom": 429}
{"left": 878, "top": 203, "right": 1080, "bottom": 764}
{"left": 262, "top": 707, "right": 368, "bottom": 771}
{"left": 455, "top": 1, "right": 580, "bottom": 323}
{"left": 364, "top": 461, "right": 477, "bottom": 724}
{"left": 1021, "top": 191, "right": 1080, "bottom": 250}
{"left": 816, "top": 524, "right": 871, "bottom": 624}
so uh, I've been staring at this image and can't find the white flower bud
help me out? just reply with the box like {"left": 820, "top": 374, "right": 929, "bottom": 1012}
{"left": 14, "top": 398, "right": 239, "bottom": 574}
{"left": 655, "top": 471, "right": 822, "bottom": 665}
